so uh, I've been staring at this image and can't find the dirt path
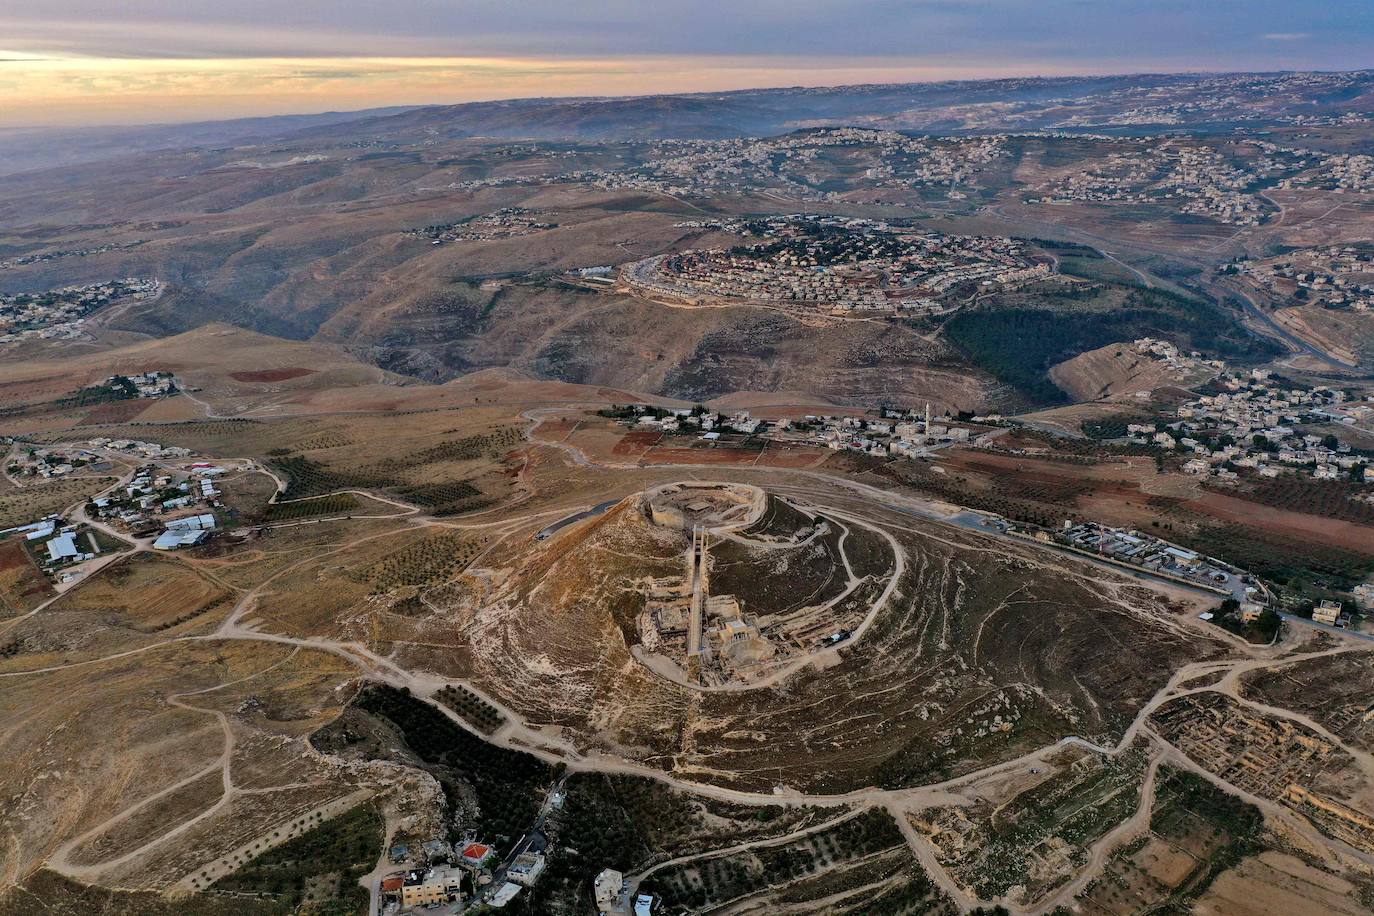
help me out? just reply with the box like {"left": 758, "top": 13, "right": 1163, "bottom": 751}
{"left": 894, "top": 808, "right": 981, "bottom": 912}
{"left": 357, "top": 806, "right": 401, "bottom": 916}
{"left": 47, "top": 647, "right": 307, "bottom": 880}
{"left": 1031, "top": 751, "right": 1164, "bottom": 913}
{"left": 623, "top": 805, "right": 872, "bottom": 898}
{"left": 14, "top": 413, "right": 1374, "bottom": 907}
{"left": 22, "top": 526, "right": 1374, "bottom": 906}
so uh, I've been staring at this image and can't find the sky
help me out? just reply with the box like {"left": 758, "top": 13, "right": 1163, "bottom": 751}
{"left": 1, "top": 1, "right": 1371, "bottom": 127}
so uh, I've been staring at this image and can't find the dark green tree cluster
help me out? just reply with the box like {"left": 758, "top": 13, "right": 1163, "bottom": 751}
{"left": 352, "top": 685, "right": 552, "bottom": 854}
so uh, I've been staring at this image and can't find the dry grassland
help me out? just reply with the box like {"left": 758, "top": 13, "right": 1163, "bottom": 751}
{"left": 0, "top": 477, "right": 115, "bottom": 529}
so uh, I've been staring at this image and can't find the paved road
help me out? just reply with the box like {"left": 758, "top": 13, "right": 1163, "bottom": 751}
{"left": 1212, "top": 280, "right": 1360, "bottom": 371}
{"left": 535, "top": 499, "right": 620, "bottom": 539}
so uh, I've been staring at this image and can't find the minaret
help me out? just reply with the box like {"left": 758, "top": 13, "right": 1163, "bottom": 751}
{"left": 924, "top": 402, "right": 932, "bottom": 432}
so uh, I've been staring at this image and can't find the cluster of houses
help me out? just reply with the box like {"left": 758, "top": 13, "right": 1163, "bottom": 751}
{"left": 381, "top": 831, "right": 557, "bottom": 913}
{"left": 0, "top": 278, "right": 161, "bottom": 344}
{"left": 1284, "top": 153, "right": 1374, "bottom": 193}
{"left": 1130, "top": 369, "right": 1370, "bottom": 482}
{"left": 6, "top": 444, "right": 113, "bottom": 481}
{"left": 1225, "top": 245, "right": 1374, "bottom": 312}
{"left": 0, "top": 516, "right": 103, "bottom": 579}
{"left": 87, "top": 437, "right": 194, "bottom": 460}
{"left": 1132, "top": 337, "right": 1224, "bottom": 376}
{"left": 1031, "top": 139, "right": 1315, "bottom": 226}
{"left": 589, "top": 129, "right": 1009, "bottom": 200}
{"left": 0, "top": 240, "right": 143, "bottom": 271}
{"left": 624, "top": 403, "right": 992, "bottom": 460}
{"left": 407, "top": 208, "right": 556, "bottom": 245}
{"left": 627, "top": 216, "right": 1051, "bottom": 315}
{"left": 787, "top": 408, "right": 981, "bottom": 458}
{"left": 6, "top": 437, "right": 199, "bottom": 485}
{"left": 86, "top": 462, "right": 227, "bottom": 548}
{"left": 105, "top": 371, "right": 177, "bottom": 399}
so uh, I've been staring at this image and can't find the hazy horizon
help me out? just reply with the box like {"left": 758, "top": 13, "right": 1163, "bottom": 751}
{"left": 7, "top": 61, "right": 1372, "bottom": 133}
{"left": 2, "top": 0, "right": 1371, "bottom": 128}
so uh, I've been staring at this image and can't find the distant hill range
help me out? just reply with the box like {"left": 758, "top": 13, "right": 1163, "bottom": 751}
{"left": 0, "top": 106, "right": 420, "bottom": 177}
{"left": 4, "top": 69, "right": 1373, "bottom": 177}
{"left": 319, "top": 70, "right": 1374, "bottom": 142}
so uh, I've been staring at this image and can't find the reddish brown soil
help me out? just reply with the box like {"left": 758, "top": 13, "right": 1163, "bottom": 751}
{"left": 640, "top": 446, "right": 762, "bottom": 465}
{"left": 612, "top": 430, "right": 663, "bottom": 456}
{"left": 532, "top": 418, "right": 580, "bottom": 442}
{"left": 0, "top": 539, "right": 52, "bottom": 606}
{"left": 944, "top": 448, "right": 1374, "bottom": 553}
{"left": 1191, "top": 491, "right": 1374, "bottom": 553}
{"left": 228, "top": 367, "right": 316, "bottom": 382}
{"left": 79, "top": 399, "right": 152, "bottom": 426}
{"left": 0, "top": 540, "right": 29, "bottom": 573}
{"left": 755, "top": 444, "right": 830, "bottom": 468}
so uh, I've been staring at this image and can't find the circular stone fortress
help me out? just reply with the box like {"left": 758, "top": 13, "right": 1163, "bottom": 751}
{"left": 642, "top": 481, "right": 765, "bottom": 532}
{"left": 634, "top": 481, "right": 897, "bottom": 690}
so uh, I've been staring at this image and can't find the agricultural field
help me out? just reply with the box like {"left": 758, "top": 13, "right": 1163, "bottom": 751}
{"left": 0, "top": 537, "right": 52, "bottom": 618}
{"left": 205, "top": 803, "right": 383, "bottom": 913}
{"left": 639, "top": 808, "right": 958, "bottom": 914}
{"left": 240, "top": 525, "right": 490, "bottom": 642}
{"left": 434, "top": 683, "right": 505, "bottom": 734}
{"left": 1230, "top": 477, "right": 1374, "bottom": 527}
{"left": 0, "top": 554, "right": 232, "bottom": 674}
{"left": 854, "top": 442, "right": 1374, "bottom": 596}
{"left": 312, "top": 684, "right": 554, "bottom": 857}
{"left": 263, "top": 492, "right": 361, "bottom": 522}
{"left": 0, "top": 476, "right": 115, "bottom": 529}
{"left": 518, "top": 773, "right": 839, "bottom": 915}
{"left": 265, "top": 424, "right": 523, "bottom": 514}
{"left": 351, "top": 530, "right": 489, "bottom": 592}
{"left": 47, "top": 552, "right": 231, "bottom": 633}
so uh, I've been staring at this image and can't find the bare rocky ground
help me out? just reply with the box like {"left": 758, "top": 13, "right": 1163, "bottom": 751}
{"left": 0, "top": 373, "right": 1373, "bottom": 914}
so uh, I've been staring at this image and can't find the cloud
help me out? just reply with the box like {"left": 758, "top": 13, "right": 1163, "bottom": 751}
{"left": 0, "top": 3, "right": 1366, "bottom": 61}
